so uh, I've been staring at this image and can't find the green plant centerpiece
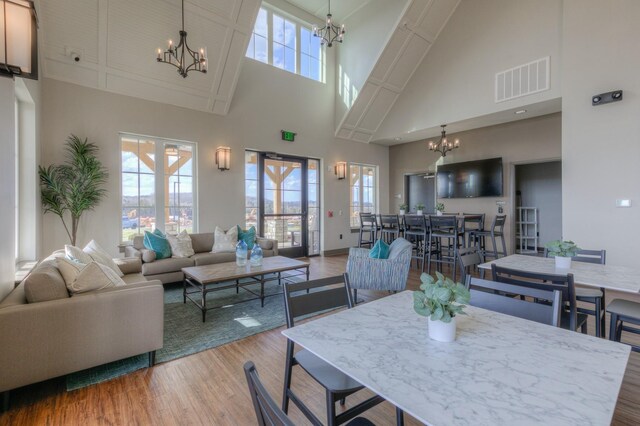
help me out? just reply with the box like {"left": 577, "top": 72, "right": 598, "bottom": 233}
{"left": 399, "top": 203, "right": 408, "bottom": 212}
{"left": 545, "top": 240, "right": 580, "bottom": 269}
{"left": 414, "top": 272, "right": 470, "bottom": 342}
{"left": 39, "top": 135, "right": 109, "bottom": 246}
{"left": 415, "top": 203, "right": 425, "bottom": 213}
{"left": 435, "top": 202, "right": 445, "bottom": 212}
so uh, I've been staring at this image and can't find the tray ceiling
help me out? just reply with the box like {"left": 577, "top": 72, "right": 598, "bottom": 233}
{"left": 37, "top": 0, "right": 261, "bottom": 115}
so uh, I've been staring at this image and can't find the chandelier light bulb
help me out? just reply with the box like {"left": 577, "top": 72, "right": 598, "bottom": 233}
{"left": 314, "top": 1, "right": 346, "bottom": 48}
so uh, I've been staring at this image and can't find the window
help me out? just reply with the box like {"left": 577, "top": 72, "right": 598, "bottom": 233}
{"left": 349, "top": 164, "right": 378, "bottom": 227}
{"left": 246, "top": 6, "right": 324, "bottom": 82}
{"left": 120, "top": 134, "right": 197, "bottom": 242}
{"left": 245, "top": 151, "right": 259, "bottom": 231}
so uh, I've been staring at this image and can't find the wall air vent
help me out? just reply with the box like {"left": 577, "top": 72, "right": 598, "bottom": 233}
{"left": 495, "top": 57, "right": 550, "bottom": 103}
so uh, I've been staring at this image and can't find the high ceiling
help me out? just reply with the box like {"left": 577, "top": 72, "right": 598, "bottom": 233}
{"left": 36, "top": 0, "right": 261, "bottom": 115}
{"left": 285, "top": 0, "right": 372, "bottom": 21}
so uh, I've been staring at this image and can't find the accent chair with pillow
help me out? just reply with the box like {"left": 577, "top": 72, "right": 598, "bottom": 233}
{"left": 346, "top": 238, "right": 413, "bottom": 302}
{"left": 125, "top": 229, "right": 278, "bottom": 284}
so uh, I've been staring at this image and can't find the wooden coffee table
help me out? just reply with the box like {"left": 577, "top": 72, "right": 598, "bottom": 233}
{"left": 182, "top": 256, "right": 310, "bottom": 322}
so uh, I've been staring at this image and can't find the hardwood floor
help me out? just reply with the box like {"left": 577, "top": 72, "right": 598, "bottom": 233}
{"left": 2, "top": 254, "right": 640, "bottom": 425}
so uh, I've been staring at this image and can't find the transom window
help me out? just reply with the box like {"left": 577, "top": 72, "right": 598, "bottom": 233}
{"left": 246, "top": 5, "right": 324, "bottom": 82}
{"left": 120, "top": 134, "right": 197, "bottom": 242}
{"left": 349, "top": 164, "right": 378, "bottom": 227}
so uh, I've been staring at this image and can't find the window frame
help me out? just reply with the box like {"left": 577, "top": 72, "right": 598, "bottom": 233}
{"left": 349, "top": 163, "right": 379, "bottom": 229}
{"left": 119, "top": 133, "right": 199, "bottom": 243}
{"left": 246, "top": 4, "right": 326, "bottom": 83}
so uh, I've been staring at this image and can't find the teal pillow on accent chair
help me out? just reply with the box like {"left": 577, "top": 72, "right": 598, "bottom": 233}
{"left": 369, "top": 239, "right": 390, "bottom": 259}
{"left": 237, "top": 225, "right": 257, "bottom": 250}
{"left": 144, "top": 230, "right": 172, "bottom": 259}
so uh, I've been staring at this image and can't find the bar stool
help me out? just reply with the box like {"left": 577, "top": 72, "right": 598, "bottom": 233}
{"left": 403, "top": 214, "right": 428, "bottom": 270}
{"left": 379, "top": 215, "right": 401, "bottom": 244}
{"left": 470, "top": 215, "right": 507, "bottom": 260}
{"left": 358, "top": 213, "right": 378, "bottom": 248}
{"left": 427, "top": 215, "right": 460, "bottom": 280}
{"left": 462, "top": 214, "right": 485, "bottom": 247}
{"left": 607, "top": 299, "right": 640, "bottom": 352}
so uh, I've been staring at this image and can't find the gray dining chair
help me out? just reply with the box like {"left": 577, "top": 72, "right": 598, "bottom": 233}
{"left": 244, "top": 361, "right": 376, "bottom": 426}
{"left": 466, "top": 277, "right": 562, "bottom": 326}
{"left": 282, "top": 274, "right": 384, "bottom": 426}
{"left": 457, "top": 247, "right": 484, "bottom": 283}
{"left": 544, "top": 248, "right": 607, "bottom": 338}
{"left": 607, "top": 299, "right": 640, "bottom": 352}
{"left": 490, "top": 264, "right": 588, "bottom": 333}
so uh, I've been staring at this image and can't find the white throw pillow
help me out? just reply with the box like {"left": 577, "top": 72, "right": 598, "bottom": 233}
{"left": 212, "top": 226, "right": 238, "bottom": 253}
{"left": 166, "top": 230, "right": 195, "bottom": 258}
{"left": 83, "top": 240, "right": 124, "bottom": 277}
{"left": 57, "top": 258, "right": 125, "bottom": 294}
{"left": 65, "top": 244, "right": 93, "bottom": 264}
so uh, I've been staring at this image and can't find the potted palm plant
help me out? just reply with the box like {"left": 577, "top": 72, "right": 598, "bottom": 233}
{"left": 413, "top": 272, "right": 470, "bottom": 342}
{"left": 39, "top": 135, "right": 109, "bottom": 246}
{"left": 415, "top": 203, "right": 425, "bottom": 215}
{"left": 435, "top": 202, "right": 445, "bottom": 216}
{"left": 545, "top": 240, "right": 580, "bottom": 269}
{"left": 399, "top": 203, "right": 408, "bottom": 215}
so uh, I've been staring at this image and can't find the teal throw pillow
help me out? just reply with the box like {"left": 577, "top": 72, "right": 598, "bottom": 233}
{"left": 144, "top": 230, "right": 172, "bottom": 259}
{"left": 369, "top": 239, "right": 390, "bottom": 259}
{"left": 237, "top": 225, "right": 257, "bottom": 250}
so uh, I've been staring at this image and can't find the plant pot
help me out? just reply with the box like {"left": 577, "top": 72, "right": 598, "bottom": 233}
{"left": 399, "top": 210, "right": 406, "bottom": 215}
{"left": 555, "top": 256, "right": 572, "bottom": 269}
{"left": 436, "top": 210, "right": 443, "bottom": 216}
{"left": 428, "top": 317, "right": 457, "bottom": 342}
{"left": 416, "top": 210, "right": 423, "bottom": 216}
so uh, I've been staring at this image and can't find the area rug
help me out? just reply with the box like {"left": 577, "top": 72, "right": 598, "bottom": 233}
{"left": 67, "top": 277, "right": 290, "bottom": 391}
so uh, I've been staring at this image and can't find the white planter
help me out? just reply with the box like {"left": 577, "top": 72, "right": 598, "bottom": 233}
{"left": 428, "top": 316, "right": 457, "bottom": 342}
{"left": 416, "top": 210, "right": 424, "bottom": 215}
{"left": 436, "top": 210, "right": 443, "bottom": 216}
{"left": 555, "top": 256, "right": 572, "bottom": 269}
{"left": 399, "top": 209, "right": 406, "bottom": 215}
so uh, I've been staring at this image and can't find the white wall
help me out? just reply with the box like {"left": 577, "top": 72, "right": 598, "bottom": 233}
{"left": 0, "top": 78, "right": 16, "bottom": 301}
{"left": 376, "top": 0, "right": 563, "bottom": 140}
{"left": 40, "top": 58, "right": 389, "bottom": 257}
{"left": 562, "top": 0, "right": 640, "bottom": 267}
{"left": 389, "top": 113, "right": 561, "bottom": 254}
{"left": 515, "top": 161, "right": 562, "bottom": 247}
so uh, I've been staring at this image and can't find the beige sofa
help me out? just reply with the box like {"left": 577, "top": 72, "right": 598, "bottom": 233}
{"left": 0, "top": 251, "right": 164, "bottom": 397}
{"left": 124, "top": 232, "right": 279, "bottom": 284}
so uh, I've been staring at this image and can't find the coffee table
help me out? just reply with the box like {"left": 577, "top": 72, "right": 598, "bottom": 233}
{"left": 182, "top": 256, "right": 310, "bottom": 322}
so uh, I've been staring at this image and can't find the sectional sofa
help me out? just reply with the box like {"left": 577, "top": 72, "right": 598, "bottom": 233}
{"left": 125, "top": 232, "right": 278, "bottom": 284}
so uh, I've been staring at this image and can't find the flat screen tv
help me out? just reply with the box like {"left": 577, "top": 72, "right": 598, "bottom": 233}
{"left": 437, "top": 157, "right": 503, "bottom": 198}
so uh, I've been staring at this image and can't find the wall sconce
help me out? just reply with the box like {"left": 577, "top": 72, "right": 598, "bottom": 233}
{"left": 1, "top": 0, "right": 39, "bottom": 80}
{"left": 335, "top": 161, "right": 347, "bottom": 180}
{"left": 215, "top": 146, "right": 231, "bottom": 171}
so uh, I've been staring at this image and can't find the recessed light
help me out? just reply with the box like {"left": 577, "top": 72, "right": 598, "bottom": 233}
{"left": 394, "top": 137, "right": 402, "bottom": 141}
{"left": 515, "top": 109, "right": 527, "bottom": 115}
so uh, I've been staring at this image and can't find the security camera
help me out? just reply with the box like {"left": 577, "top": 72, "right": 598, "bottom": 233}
{"left": 70, "top": 52, "right": 80, "bottom": 62}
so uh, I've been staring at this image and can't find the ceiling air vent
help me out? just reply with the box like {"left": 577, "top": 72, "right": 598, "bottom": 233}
{"left": 495, "top": 57, "right": 549, "bottom": 103}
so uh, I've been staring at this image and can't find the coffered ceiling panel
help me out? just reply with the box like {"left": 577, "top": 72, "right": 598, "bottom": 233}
{"left": 38, "top": 0, "right": 262, "bottom": 115}
{"left": 335, "top": 0, "right": 460, "bottom": 143}
{"left": 285, "top": 0, "right": 372, "bottom": 21}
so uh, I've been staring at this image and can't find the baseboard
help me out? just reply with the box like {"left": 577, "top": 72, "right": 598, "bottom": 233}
{"left": 323, "top": 247, "right": 350, "bottom": 257}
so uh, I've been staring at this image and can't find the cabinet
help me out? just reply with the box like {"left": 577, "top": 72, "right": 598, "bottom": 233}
{"left": 516, "top": 207, "right": 538, "bottom": 254}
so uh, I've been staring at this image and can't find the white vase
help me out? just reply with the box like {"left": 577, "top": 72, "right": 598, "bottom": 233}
{"left": 399, "top": 209, "right": 406, "bottom": 215}
{"left": 436, "top": 210, "right": 443, "bottom": 216}
{"left": 428, "top": 317, "right": 457, "bottom": 342}
{"left": 555, "top": 256, "right": 572, "bottom": 269}
{"left": 417, "top": 210, "right": 423, "bottom": 215}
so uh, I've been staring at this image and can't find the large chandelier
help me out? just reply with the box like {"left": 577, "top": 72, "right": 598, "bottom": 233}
{"left": 313, "top": 0, "right": 345, "bottom": 47}
{"left": 428, "top": 125, "right": 460, "bottom": 157}
{"left": 156, "top": 0, "right": 207, "bottom": 78}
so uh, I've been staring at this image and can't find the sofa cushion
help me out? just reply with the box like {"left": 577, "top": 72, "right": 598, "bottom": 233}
{"left": 142, "top": 257, "right": 195, "bottom": 276}
{"left": 257, "top": 238, "right": 274, "bottom": 251}
{"left": 237, "top": 225, "right": 256, "bottom": 249}
{"left": 121, "top": 273, "right": 147, "bottom": 285}
{"left": 64, "top": 244, "right": 93, "bottom": 264}
{"left": 369, "top": 239, "right": 390, "bottom": 259}
{"left": 57, "top": 259, "right": 126, "bottom": 295}
{"left": 166, "top": 230, "right": 195, "bottom": 258}
{"left": 23, "top": 261, "right": 69, "bottom": 303}
{"left": 192, "top": 252, "right": 235, "bottom": 266}
{"left": 115, "top": 257, "right": 142, "bottom": 275}
{"left": 212, "top": 227, "right": 237, "bottom": 253}
{"left": 144, "top": 230, "right": 172, "bottom": 260}
{"left": 0, "top": 282, "right": 27, "bottom": 307}
{"left": 190, "top": 233, "right": 214, "bottom": 253}
{"left": 84, "top": 240, "right": 125, "bottom": 277}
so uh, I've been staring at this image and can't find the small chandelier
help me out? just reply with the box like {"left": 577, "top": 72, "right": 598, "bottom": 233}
{"left": 313, "top": 0, "right": 345, "bottom": 47}
{"left": 428, "top": 125, "right": 460, "bottom": 157}
{"left": 156, "top": 0, "right": 207, "bottom": 78}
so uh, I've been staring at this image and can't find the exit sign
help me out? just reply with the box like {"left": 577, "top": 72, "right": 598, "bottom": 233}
{"left": 281, "top": 130, "right": 296, "bottom": 142}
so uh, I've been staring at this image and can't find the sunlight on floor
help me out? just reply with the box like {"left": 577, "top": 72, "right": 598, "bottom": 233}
{"left": 235, "top": 316, "right": 262, "bottom": 327}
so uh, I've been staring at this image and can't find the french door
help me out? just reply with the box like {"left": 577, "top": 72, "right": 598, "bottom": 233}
{"left": 257, "top": 153, "right": 319, "bottom": 258}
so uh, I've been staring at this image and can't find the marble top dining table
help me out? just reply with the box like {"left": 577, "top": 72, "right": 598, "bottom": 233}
{"left": 282, "top": 291, "right": 630, "bottom": 426}
{"left": 479, "top": 254, "right": 640, "bottom": 294}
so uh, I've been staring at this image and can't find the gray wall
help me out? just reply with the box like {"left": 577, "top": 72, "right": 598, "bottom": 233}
{"left": 515, "top": 161, "right": 562, "bottom": 247}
